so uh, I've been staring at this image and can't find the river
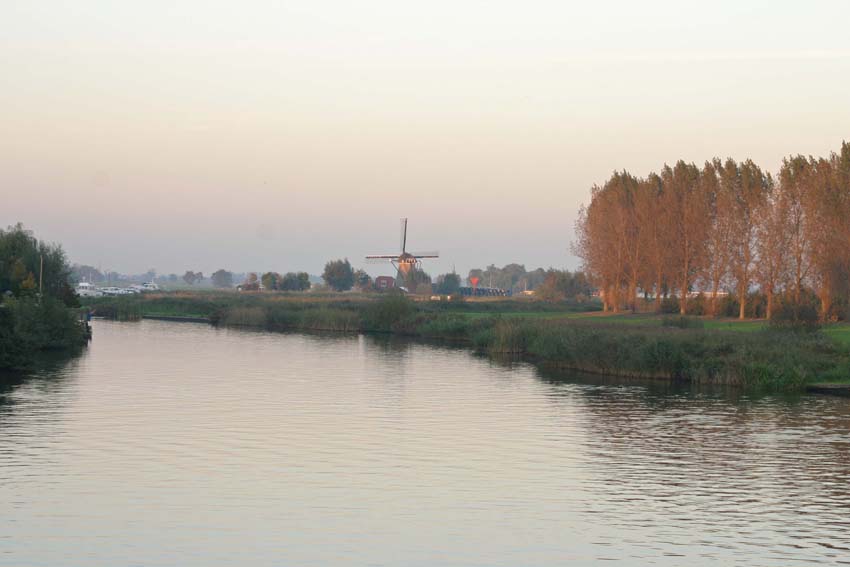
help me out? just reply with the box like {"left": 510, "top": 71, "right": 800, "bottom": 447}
{"left": 2, "top": 320, "right": 850, "bottom": 566}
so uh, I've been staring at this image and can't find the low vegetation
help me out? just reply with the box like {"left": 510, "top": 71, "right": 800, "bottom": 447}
{"left": 0, "top": 224, "right": 89, "bottom": 370}
{"left": 85, "top": 290, "right": 850, "bottom": 390}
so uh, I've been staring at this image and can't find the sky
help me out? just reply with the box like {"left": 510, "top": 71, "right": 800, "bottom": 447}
{"left": 2, "top": 1, "right": 850, "bottom": 278}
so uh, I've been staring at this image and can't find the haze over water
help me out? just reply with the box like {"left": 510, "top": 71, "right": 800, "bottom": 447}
{"left": 2, "top": 320, "right": 849, "bottom": 566}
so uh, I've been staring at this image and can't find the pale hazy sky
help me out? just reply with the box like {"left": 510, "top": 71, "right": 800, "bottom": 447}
{"left": 3, "top": 1, "right": 849, "bottom": 277}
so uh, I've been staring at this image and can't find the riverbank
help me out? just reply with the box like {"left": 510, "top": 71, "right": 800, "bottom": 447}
{"left": 83, "top": 291, "right": 850, "bottom": 390}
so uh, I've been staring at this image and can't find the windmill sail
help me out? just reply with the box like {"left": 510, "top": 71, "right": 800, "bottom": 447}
{"left": 365, "top": 218, "right": 439, "bottom": 284}
{"left": 409, "top": 251, "right": 439, "bottom": 258}
{"left": 400, "top": 218, "right": 408, "bottom": 253}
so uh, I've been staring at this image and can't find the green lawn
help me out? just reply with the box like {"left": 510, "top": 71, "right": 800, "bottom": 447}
{"left": 702, "top": 320, "right": 766, "bottom": 332}
{"left": 458, "top": 311, "right": 588, "bottom": 320}
{"left": 824, "top": 325, "right": 850, "bottom": 347}
{"left": 457, "top": 310, "right": 846, "bottom": 337}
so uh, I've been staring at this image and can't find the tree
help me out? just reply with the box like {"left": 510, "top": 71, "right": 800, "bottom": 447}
{"left": 436, "top": 272, "right": 461, "bottom": 295}
{"left": 700, "top": 160, "right": 732, "bottom": 316}
{"left": 260, "top": 271, "right": 280, "bottom": 290}
{"left": 402, "top": 267, "right": 431, "bottom": 292}
{"left": 297, "top": 272, "right": 311, "bottom": 291}
{"left": 726, "top": 159, "right": 771, "bottom": 319}
{"left": 212, "top": 269, "right": 234, "bottom": 288}
{"left": 636, "top": 173, "right": 671, "bottom": 312}
{"left": 535, "top": 270, "right": 593, "bottom": 302}
{"left": 322, "top": 259, "right": 355, "bottom": 291}
{"left": 240, "top": 272, "right": 260, "bottom": 291}
{"left": 280, "top": 272, "right": 311, "bottom": 291}
{"left": 778, "top": 156, "right": 815, "bottom": 311}
{"left": 0, "top": 223, "right": 75, "bottom": 303}
{"left": 574, "top": 172, "right": 639, "bottom": 312}
{"left": 353, "top": 269, "right": 373, "bottom": 291}
{"left": 755, "top": 188, "right": 790, "bottom": 319}
{"left": 663, "top": 161, "right": 710, "bottom": 314}
{"left": 182, "top": 271, "right": 200, "bottom": 285}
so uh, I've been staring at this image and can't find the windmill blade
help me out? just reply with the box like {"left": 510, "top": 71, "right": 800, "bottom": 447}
{"left": 400, "top": 218, "right": 408, "bottom": 254}
{"left": 366, "top": 256, "right": 395, "bottom": 264}
{"left": 365, "top": 254, "right": 399, "bottom": 259}
{"left": 410, "top": 251, "right": 439, "bottom": 258}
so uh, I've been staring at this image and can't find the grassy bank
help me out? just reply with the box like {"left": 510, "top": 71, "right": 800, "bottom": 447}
{"left": 83, "top": 291, "right": 850, "bottom": 389}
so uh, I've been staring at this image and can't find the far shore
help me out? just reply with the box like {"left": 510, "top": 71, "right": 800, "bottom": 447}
{"left": 83, "top": 291, "right": 850, "bottom": 392}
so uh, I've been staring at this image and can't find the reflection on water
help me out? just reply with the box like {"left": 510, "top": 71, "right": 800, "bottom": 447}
{"left": 1, "top": 320, "right": 849, "bottom": 566}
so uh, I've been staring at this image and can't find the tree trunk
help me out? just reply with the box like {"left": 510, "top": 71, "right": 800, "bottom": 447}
{"left": 738, "top": 283, "right": 746, "bottom": 320}
{"left": 766, "top": 289, "right": 774, "bottom": 321}
{"left": 602, "top": 282, "right": 610, "bottom": 312}
{"left": 611, "top": 285, "right": 620, "bottom": 313}
{"left": 655, "top": 273, "right": 663, "bottom": 313}
{"left": 710, "top": 279, "right": 720, "bottom": 317}
{"left": 820, "top": 285, "right": 832, "bottom": 322}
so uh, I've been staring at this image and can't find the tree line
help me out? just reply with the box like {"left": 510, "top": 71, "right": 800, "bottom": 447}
{"left": 574, "top": 142, "right": 850, "bottom": 320}
{"left": 466, "top": 264, "right": 592, "bottom": 299}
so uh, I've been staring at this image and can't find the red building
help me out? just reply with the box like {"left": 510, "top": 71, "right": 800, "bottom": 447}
{"left": 375, "top": 276, "right": 395, "bottom": 290}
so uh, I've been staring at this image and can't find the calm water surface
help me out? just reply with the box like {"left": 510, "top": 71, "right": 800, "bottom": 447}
{"left": 2, "top": 320, "right": 850, "bottom": 566}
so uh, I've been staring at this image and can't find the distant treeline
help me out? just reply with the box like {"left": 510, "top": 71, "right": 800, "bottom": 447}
{"left": 575, "top": 142, "right": 850, "bottom": 321}
{"left": 467, "top": 264, "right": 592, "bottom": 300}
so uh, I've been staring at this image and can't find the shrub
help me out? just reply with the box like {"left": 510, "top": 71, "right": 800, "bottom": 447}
{"left": 717, "top": 295, "right": 740, "bottom": 318}
{"left": 770, "top": 296, "right": 821, "bottom": 331}
{"left": 0, "top": 297, "right": 86, "bottom": 369}
{"left": 660, "top": 297, "right": 680, "bottom": 314}
{"left": 685, "top": 294, "right": 706, "bottom": 316}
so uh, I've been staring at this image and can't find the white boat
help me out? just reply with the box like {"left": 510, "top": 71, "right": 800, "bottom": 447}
{"left": 75, "top": 282, "right": 103, "bottom": 297}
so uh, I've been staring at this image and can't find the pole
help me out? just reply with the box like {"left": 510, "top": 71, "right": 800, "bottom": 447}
{"left": 39, "top": 255, "right": 44, "bottom": 295}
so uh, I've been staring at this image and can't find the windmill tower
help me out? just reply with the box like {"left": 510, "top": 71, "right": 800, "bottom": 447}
{"left": 366, "top": 218, "right": 439, "bottom": 289}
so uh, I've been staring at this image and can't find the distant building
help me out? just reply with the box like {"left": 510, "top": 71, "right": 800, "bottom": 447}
{"left": 375, "top": 276, "right": 395, "bottom": 290}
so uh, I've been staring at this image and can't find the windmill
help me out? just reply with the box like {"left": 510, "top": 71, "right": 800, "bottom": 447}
{"left": 366, "top": 218, "right": 439, "bottom": 288}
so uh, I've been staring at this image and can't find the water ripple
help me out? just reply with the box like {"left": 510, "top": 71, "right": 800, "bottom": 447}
{"left": 1, "top": 320, "right": 849, "bottom": 566}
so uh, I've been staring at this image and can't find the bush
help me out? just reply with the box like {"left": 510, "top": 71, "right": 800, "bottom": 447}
{"left": 717, "top": 295, "right": 740, "bottom": 318}
{"left": 0, "top": 297, "right": 86, "bottom": 369}
{"left": 685, "top": 294, "right": 706, "bottom": 316}
{"left": 770, "top": 296, "right": 821, "bottom": 331}
{"left": 660, "top": 297, "right": 680, "bottom": 314}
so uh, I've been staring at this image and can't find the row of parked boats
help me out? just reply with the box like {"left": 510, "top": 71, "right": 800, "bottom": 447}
{"left": 75, "top": 281, "right": 160, "bottom": 297}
